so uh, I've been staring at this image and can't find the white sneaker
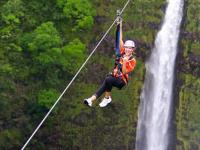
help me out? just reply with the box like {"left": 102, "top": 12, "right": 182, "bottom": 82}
{"left": 99, "top": 96, "right": 112, "bottom": 107}
{"left": 84, "top": 98, "right": 92, "bottom": 107}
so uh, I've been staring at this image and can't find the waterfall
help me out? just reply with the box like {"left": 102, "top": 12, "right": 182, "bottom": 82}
{"left": 135, "top": 0, "right": 184, "bottom": 150}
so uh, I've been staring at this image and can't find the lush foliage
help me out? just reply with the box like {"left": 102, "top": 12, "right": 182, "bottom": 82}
{"left": 57, "top": 0, "right": 95, "bottom": 32}
{"left": 176, "top": 74, "right": 200, "bottom": 150}
{"left": 176, "top": 0, "right": 200, "bottom": 149}
{"left": 0, "top": 0, "right": 92, "bottom": 149}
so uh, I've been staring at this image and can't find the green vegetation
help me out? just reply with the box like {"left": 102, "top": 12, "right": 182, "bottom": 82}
{"left": 0, "top": 0, "right": 94, "bottom": 149}
{"left": 176, "top": 0, "right": 200, "bottom": 149}
{"left": 57, "top": 0, "right": 95, "bottom": 32}
{"left": 176, "top": 74, "right": 200, "bottom": 150}
{"left": 37, "top": 89, "right": 60, "bottom": 108}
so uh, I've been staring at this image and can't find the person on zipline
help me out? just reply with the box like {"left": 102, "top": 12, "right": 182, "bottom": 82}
{"left": 84, "top": 17, "right": 136, "bottom": 107}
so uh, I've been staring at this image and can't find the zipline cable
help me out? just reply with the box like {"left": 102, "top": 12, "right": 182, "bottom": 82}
{"left": 21, "top": 0, "right": 131, "bottom": 149}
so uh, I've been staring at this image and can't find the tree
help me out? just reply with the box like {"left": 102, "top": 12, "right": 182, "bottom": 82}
{"left": 37, "top": 89, "right": 59, "bottom": 108}
{"left": 28, "top": 21, "right": 62, "bottom": 52}
{"left": 56, "top": 0, "right": 95, "bottom": 31}
{"left": 20, "top": 21, "right": 86, "bottom": 82}
{"left": 0, "top": 0, "right": 24, "bottom": 40}
{"left": 61, "top": 38, "right": 86, "bottom": 73}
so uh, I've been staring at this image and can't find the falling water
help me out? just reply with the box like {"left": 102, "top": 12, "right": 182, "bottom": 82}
{"left": 135, "top": 0, "right": 184, "bottom": 150}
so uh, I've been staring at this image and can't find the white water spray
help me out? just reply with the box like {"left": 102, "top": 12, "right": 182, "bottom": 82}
{"left": 135, "top": 0, "right": 184, "bottom": 150}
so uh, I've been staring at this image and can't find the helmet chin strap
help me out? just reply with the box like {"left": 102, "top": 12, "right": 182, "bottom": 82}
{"left": 124, "top": 52, "right": 133, "bottom": 58}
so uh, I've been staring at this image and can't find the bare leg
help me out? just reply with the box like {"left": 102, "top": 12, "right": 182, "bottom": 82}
{"left": 105, "top": 91, "right": 111, "bottom": 98}
{"left": 90, "top": 95, "right": 97, "bottom": 102}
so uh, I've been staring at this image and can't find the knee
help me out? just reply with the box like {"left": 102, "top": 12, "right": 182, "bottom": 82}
{"left": 105, "top": 76, "right": 112, "bottom": 84}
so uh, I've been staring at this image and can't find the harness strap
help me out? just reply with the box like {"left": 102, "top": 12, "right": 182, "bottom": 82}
{"left": 112, "top": 55, "right": 134, "bottom": 84}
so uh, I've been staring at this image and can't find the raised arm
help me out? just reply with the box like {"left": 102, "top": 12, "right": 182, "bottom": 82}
{"left": 115, "top": 18, "right": 124, "bottom": 57}
{"left": 119, "top": 21, "right": 125, "bottom": 55}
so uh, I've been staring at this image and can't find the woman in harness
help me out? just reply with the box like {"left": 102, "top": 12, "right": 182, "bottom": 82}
{"left": 84, "top": 18, "right": 136, "bottom": 107}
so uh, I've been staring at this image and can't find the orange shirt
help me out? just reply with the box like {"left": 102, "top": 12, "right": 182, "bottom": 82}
{"left": 113, "top": 40, "right": 136, "bottom": 83}
{"left": 122, "top": 40, "right": 136, "bottom": 71}
{"left": 113, "top": 56, "right": 136, "bottom": 84}
{"left": 121, "top": 56, "right": 136, "bottom": 83}
{"left": 124, "top": 57, "right": 136, "bottom": 73}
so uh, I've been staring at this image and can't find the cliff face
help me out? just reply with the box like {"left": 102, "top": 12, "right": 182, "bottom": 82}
{"left": 175, "top": 0, "right": 200, "bottom": 149}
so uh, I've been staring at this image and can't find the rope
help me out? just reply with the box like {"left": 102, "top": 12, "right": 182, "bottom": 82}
{"left": 21, "top": 0, "right": 131, "bottom": 149}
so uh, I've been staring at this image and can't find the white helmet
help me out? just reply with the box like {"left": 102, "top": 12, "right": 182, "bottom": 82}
{"left": 124, "top": 40, "right": 135, "bottom": 48}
